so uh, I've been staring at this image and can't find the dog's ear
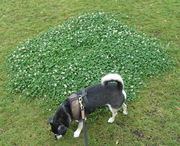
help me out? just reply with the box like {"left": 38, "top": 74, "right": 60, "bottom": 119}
{"left": 48, "top": 117, "right": 53, "bottom": 124}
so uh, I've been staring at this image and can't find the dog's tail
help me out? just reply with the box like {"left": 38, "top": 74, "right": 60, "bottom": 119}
{"left": 101, "top": 73, "right": 124, "bottom": 90}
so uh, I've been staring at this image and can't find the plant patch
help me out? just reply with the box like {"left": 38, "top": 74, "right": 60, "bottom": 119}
{"left": 8, "top": 12, "right": 173, "bottom": 103}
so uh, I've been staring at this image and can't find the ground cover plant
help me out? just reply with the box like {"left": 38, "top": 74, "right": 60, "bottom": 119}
{"left": 8, "top": 12, "right": 173, "bottom": 103}
{"left": 1, "top": 0, "right": 179, "bottom": 145}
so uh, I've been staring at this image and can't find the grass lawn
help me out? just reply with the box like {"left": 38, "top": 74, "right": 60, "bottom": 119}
{"left": 0, "top": 0, "right": 179, "bottom": 145}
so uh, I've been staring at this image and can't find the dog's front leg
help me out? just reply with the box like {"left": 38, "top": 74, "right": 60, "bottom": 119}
{"left": 73, "top": 121, "right": 83, "bottom": 138}
{"left": 122, "top": 103, "right": 128, "bottom": 115}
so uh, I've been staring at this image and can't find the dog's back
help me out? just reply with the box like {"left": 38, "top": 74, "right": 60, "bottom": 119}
{"left": 78, "top": 74, "right": 125, "bottom": 113}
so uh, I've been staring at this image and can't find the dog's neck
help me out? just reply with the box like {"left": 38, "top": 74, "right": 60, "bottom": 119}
{"left": 56, "top": 99, "right": 72, "bottom": 127}
{"left": 63, "top": 99, "right": 73, "bottom": 122}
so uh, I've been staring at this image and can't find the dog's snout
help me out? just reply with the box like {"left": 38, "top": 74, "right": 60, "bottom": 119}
{"left": 55, "top": 134, "right": 62, "bottom": 140}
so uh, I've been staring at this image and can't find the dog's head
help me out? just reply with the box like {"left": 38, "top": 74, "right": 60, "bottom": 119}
{"left": 49, "top": 102, "right": 71, "bottom": 139}
{"left": 49, "top": 117, "right": 68, "bottom": 139}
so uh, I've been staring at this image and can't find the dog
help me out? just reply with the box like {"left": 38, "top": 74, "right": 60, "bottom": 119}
{"left": 49, "top": 73, "right": 128, "bottom": 139}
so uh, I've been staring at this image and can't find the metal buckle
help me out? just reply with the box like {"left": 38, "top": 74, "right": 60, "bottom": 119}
{"left": 78, "top": 96, "right": 84, "bottom": 109}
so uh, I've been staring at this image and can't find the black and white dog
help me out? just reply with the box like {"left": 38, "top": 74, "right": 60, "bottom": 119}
{"left": 49, "top": 73, "right": 128, "bottom": 139}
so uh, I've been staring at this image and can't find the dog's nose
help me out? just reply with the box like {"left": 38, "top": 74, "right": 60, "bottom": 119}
{"left": 55, "top": 134, "right": 62, "bottom": 140}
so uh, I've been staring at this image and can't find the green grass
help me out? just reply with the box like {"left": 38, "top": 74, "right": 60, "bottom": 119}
{"left": 0, "top": 0, "right": 179, "bottom": 145}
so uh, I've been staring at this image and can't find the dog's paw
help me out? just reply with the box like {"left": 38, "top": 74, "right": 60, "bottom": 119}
{"left": 108, "top": 118, "right": 114, "bottom": 123}
{"left": 123, "top": 110, "right": 128, "bottom": 115}
{"left": 73, "top": 131, "right": 80, "bottom": 138}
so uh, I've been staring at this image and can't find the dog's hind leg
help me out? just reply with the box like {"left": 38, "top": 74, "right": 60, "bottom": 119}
{"left": 107, "top": 104, "right": 119, "bottom": 123}
{"left": 73, "top": 121, "right": 83, "bottom": 138}
{"left": 122, "top": 103, "right": 128, "bottom": 115}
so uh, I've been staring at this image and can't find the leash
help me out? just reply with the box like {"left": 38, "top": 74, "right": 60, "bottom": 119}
{"left": 79, "top": 96, "right": 88, "bottom": 146}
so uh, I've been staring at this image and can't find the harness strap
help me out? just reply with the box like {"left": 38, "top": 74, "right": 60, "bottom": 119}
{"left": 68, "top": 96, "right": 79, "bottom": 102}
{"left": 68, "top": 89, "right": 88, "bottom": 103}
{"left": 81, "top": 89, "right": 88, "bottom": 106}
